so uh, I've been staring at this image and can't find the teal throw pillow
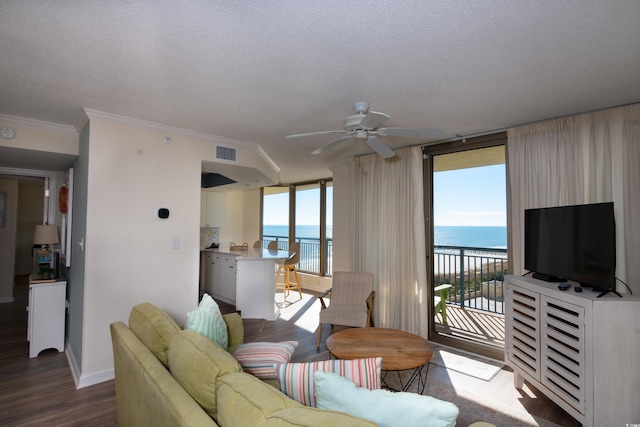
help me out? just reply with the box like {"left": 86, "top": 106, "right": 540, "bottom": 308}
{"left": 314, "top": 371, "right": 459, "bottom": 427}
{"left": 185, "top": 294, "right": 228, "bottom": 350}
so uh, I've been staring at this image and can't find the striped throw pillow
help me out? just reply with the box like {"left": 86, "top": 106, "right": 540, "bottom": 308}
{"left": 232, "top": 341, "right": 298, "bottom": 379}
{"left": 275, "top": 357, "right": 382, "bottom": 407}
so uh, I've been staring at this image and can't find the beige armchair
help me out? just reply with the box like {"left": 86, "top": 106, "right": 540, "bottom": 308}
{"left": 316, "top": 271, "right": 375, "bottom": 348}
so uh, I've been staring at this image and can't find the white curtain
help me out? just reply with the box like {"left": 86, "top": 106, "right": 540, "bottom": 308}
{"left": 348, "top": 146, "right": 428, "bottom": 337}
{"left": 508, "top": 103, "right": 640, "bottom": 294}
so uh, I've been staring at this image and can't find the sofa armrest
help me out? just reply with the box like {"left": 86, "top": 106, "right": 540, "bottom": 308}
{"left": 223, "top": 312, "right": 244, "bottom": 349}
{"left": 110, "top": 321, "right": 218, "bottom": 427}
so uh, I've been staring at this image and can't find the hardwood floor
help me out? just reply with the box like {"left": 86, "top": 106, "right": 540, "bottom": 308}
{"left": 0, "top": 275, "right": 117, "bottom": 426}
{"left": 1, "top": 275, "right": 579, "bottom": 426}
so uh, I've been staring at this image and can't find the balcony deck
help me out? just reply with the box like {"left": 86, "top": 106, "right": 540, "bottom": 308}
{"left": 435, "top": 302, "right": 505, "bottom": 349}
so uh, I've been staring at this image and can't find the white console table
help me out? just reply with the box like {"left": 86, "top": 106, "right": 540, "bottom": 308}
{"left": 27, "top": 278, "right": 67, "bottom": 358}
{"left": 505, "top": 275, "right": 640, "bottom": 427}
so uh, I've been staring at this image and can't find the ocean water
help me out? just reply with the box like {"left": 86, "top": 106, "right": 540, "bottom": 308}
{"left": 434, "top": 226, "right": 507, "bottom": 249}
{"left": 264, "top": 225, "right": 506, "bottom": 249}
{"left": 263, "top": 225, "right": 331, "bottom": 240}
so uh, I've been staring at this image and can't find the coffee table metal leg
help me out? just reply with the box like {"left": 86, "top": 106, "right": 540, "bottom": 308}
{"left": 381, "top": 363, "right": 430, "bottom": 395}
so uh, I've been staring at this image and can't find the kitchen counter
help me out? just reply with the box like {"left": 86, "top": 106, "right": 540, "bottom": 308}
{"left": 202, "top": 247, "right": 295, "bottom": 320}
{"left": 204, "top": 247, "right": 293, "bottom": 261}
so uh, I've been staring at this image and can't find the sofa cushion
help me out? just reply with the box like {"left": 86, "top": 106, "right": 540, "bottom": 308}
{"left": 185, "top": 294, "right": 228, "bottom": 350}
{"left": 314, "top": 371, "right": 459, "bottom": 427}
{"left": 128, "top": 302, "right": 181, "bottom": 367}
{"left": 216, "top": 372, "right": 377, "bottom": 427}
{"left": 168, "top": 330, "right": 242, "bottom": 421}
{"left": 232, "top": 341, "right": 298, "bottom": 379}
{"left": 275, "top": 357, "right": 382, "bottom": 407}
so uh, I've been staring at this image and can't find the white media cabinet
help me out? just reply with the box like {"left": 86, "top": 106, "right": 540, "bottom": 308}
{"left": 505, "top": 275, "right": 640, "bottom": 427}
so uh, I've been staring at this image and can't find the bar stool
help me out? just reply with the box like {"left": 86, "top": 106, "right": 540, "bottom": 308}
{"left": 275, "top": 242, "right": 302, "bottom": 299}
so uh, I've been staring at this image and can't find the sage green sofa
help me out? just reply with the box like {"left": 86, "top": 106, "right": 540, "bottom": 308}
{"left": 110, "top": 302, "right": 376, "bottom": 427}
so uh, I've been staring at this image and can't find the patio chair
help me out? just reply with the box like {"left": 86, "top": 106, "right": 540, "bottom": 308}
{"left": 316, "top": 271, "right": 375, "bottom": 348}
{"left": 434, "top": 283, "right": 453, "bottom": 324}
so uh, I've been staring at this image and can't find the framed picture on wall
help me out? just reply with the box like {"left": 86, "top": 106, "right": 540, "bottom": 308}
{"left": 0, "top": 191, "right": 5, "bottom": 227}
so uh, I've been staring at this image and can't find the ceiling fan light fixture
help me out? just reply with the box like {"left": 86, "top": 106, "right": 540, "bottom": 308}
{"left": 355, "top": 129, "right": 368, "bottom": 140}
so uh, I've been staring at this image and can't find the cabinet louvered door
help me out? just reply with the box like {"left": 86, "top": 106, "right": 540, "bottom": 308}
{"left": 540, "top": 296, "right": 586, "bottom": 414}
{"left": 506, "top": 285, "right": 540, "bottom": 381}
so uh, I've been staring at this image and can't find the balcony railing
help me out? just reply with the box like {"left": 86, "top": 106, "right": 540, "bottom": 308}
{"left": 433, "top": 245, "right": 507, "bottom": 314}
{"left": 262, "top": 235, "right": 333, "bottom": 277}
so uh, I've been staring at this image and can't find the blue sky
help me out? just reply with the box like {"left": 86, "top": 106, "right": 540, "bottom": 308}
{"left": 263, "top": 187, "right": 333, "bottom": 226}
{"left": 264, "top": 164, "right": 506, "bottom": 228}
{"left": 433, "top": 164, "right": 506, "bottom": 227}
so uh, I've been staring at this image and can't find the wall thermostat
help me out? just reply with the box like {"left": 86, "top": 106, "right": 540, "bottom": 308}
{"left": 157, "top": 208, "right": 170, "bottom": 219}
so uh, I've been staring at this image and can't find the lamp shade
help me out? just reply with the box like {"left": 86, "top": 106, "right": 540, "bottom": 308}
{"left": 33, "top": 224, "right": 60, "bottom": 245}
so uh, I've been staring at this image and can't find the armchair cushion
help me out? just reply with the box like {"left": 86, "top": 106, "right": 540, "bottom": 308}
{"left": 319, "top": 304, "right": 371, "bottom": 328}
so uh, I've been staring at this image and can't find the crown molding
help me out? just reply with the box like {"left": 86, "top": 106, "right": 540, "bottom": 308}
{"left": 257, "top": 146, "right": 280, "bottom": 173}
{"left": 0, "top": 114, "right": 77, "bottom": 135}
{"left": 80, "top": 108, "right": 260, "bottom": 149}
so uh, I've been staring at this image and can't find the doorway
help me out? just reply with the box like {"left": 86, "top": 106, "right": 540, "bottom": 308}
{"left": 424, "top": 134, "right": 507, "bottom": 360}
{"left": 0, "top": 167, "right": 56, "bottom": 303}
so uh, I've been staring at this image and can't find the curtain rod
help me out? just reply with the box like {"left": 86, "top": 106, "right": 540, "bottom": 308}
{"left": 419, "top": 128, "right": 508, "bottom": 147}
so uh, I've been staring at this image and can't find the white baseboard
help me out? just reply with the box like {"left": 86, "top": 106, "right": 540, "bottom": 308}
{"left": 65, "top": 340, "right": 114, "bottom": 389}
{"left": 0, "top": 296, "right": 15, "bottom": 304}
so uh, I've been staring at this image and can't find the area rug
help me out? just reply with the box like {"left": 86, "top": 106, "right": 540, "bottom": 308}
{"left": 429, "top": 344, "right": 503, "bottom": 381}
{"left": 420, "top": 381, "right": 563, "bottom": 427}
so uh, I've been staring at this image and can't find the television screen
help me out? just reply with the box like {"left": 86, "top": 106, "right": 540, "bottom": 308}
{"left": 524, "top": 202, "right": 616, "bottom": 289}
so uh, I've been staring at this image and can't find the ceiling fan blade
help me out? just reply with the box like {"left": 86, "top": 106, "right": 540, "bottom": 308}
{"left": 359, "top": 111, "right": 390, "bottom": 130}
{"left": 311, "top": 134, "right": 354, "bottom": 155}
{"left": 286, "top": 130, "right": 347, "bottom": 139}
{"left": 377, "top": 127, "right": 445, "bottom": 139}
{"left": 366, "top": 136, "right": 396, "bottom": 159}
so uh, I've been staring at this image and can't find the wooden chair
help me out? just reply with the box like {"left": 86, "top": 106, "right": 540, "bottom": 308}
{"left": 253, "top": 240, "right": 262, "bottom": 248}
{"left": 316, "top": 271, "right": 375, "bottom": 348}
{"left": 434, "top": 283, "right": 453, "bottom": 324}
{"left": 267, "top": 241, "right": 278, "bottom": 250}
{"left": 275, "top": 242, "right": 302, "bottom": 300}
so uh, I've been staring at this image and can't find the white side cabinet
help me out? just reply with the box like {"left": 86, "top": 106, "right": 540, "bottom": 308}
{"left": 203, "top": 252, "right": 237, "bottom": 304}
{"left": 505, "top": 275, "right": 640, "bottom": 427}
{"left": 27, "top": 279, "right": 67, "bottom": 358}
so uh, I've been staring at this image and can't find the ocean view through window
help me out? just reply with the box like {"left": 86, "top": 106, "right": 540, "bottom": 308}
{"left": 262, "top": 180, "right": 332, "bottom": 276}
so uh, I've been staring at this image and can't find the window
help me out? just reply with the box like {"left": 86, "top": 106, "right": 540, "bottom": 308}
{"left": 262, "top": 180, "right": 332, "bottom": 276}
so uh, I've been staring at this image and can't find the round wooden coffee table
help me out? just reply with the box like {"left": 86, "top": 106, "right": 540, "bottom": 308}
{"left": 326, "top": 327, "right": 433, "bottom": 394}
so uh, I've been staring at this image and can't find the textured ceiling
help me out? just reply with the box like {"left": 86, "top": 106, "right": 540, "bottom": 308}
{"left": 1, "top": 1, "right": 639, "bottom": 183}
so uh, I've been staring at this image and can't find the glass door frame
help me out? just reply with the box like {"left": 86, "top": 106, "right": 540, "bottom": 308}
{"left": 423, "top": 133, "right": 508, "bottom": 361}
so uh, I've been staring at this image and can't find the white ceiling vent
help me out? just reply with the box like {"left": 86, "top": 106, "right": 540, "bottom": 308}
{"left": 216, "top": 145, "right": 237, "bottom": 162}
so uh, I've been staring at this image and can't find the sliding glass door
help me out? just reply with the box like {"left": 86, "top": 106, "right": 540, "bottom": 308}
{"left": 424, "top": 135, "right": 507, "bottom": 359}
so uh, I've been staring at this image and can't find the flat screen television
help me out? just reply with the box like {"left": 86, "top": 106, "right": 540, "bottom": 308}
{"left": 524, "top": 202, "right": 616, "bottom": 289}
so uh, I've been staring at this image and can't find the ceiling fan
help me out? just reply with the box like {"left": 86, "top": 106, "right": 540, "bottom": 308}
{"left": 285, "top": 102, "right": 445, "bottom": 159}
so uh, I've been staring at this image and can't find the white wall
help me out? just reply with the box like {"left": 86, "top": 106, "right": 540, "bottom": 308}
{"left": 78, "top": 118, "right": 227, "bottom": 379}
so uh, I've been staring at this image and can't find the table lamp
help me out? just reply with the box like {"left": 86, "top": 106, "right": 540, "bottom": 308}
{"left": 33, "top": 224, "right": 60, "bottom": 254}
{"left": 33, "top": 224, "right": 59, "bottom": 279}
